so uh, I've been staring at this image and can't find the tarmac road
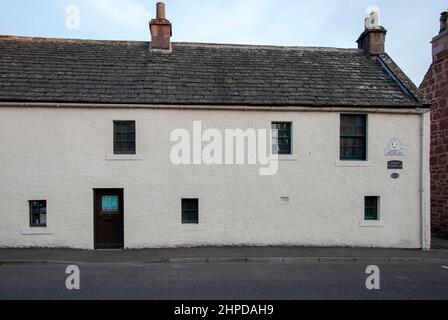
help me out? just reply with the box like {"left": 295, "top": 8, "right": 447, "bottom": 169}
{"left": 1, "top": 261, "right": 447, "bottom": 300}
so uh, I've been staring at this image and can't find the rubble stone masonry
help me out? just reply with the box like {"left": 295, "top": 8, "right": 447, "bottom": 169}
{"left": 420, "top": 12, "right": 448, "bottom": 232}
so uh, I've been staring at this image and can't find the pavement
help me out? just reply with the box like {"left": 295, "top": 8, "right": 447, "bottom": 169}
{"left": 432, "top": 231, "right": 448, "bottom": 249}
{"left": 1, "top": 241, "right": 448, "bottom": 266}
{"left": 1, "top": 237, "right": 448, "bottom": 300}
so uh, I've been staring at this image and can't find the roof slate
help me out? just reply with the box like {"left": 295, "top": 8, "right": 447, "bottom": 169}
{"left": 0, "top": 36, "right": 422, "bottom": 108}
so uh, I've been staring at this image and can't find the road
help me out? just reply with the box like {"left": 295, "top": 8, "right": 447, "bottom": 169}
{"left": 1, "top": 262, "right": 447, "bottom": 300}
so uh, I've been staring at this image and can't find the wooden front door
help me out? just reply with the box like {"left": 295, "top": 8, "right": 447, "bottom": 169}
{"left": 94, "top": 189, "right": 124, "bottom": 249}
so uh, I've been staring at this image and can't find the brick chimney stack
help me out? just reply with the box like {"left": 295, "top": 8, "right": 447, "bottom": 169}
{"left": 433, "top": 11, "right": 448, "bottom": 62}
{"left": 150, "top": 2, "right": 172, "bottom": 52}
{"left": 357, "top": 11, "right": 387, "bottom": 55}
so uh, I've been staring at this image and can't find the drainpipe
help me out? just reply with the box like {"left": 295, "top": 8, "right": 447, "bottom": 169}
{"left": 420, "top": 109, "right": 431, "bottom": 250}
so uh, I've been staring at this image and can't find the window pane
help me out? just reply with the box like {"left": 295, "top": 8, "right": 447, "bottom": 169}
{"left": 102, "top": 196, "right": 119, "bottom": 213}
{"left": 272, "top": 122, "right": 292, "bottom": 155}
{"left": 356, "top": 124, "right": 366, "bottom": 136}
{"left": 182, "top": 199, "right": 199, "bottom": 224}
{"left": 340, "top": 115, "right": 366, "bottom": 161}
{"left": 365, "top": 197, "right": 377, "bottom": 208}
{"left": 365, "top": 197, "right": 379, "bottom": 221}
{"left": 354, "top": 147, "right": 365, "bottom": 158}
{"left": 29, "top": 200, "right": 47, "bottom": 227}
{"left": 114, "top": 121, "right": 136, "bottom": 154}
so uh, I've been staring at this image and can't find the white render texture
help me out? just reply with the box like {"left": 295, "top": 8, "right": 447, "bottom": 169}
{"left": 0, "top": 107, "right": 427, "bottom": 249}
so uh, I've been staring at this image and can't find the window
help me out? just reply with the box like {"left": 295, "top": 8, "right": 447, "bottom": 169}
{"left": 272, "top": 122, "right": 292, "bottom": 155}
{"left": 182, "top": 199, "right": 199, "bottom": 224}
{"left": 365, "top": 197, "right": 379, "bottom": 221}
{"left": 29, "top": 200, "right": 47, "bottom": 227}
{"left": 114, "top": 121, "right": 136, "bottom": 155}
{"left": 101, "top": 195, "right": 119, "bottom": 214}
{"left": 340, "top": 115, "right": 367, "bottom": 161}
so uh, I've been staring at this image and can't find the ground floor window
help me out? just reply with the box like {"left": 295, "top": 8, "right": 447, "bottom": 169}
{"left": 182, "top": 199, "right": 199, "bottom": 224}
{"left": 364, "top": 197, "right": 379, "bottom": 221}
{"left": 29, "top": 200, "right": 47, "bottom": 227}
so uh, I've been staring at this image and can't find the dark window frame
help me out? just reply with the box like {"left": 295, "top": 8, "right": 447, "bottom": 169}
{"left": 272, "top": 122, "right": 292, "bottom": 155}
{"left": 364, "top": 196, "right": 380, "bottom": 221}
{"left": 340, "top": 114, "right": 367, "bottom": 161}
{"left": 29, "top": 200, "right": 47, "bottom": 227}
{"left": 182, "top": 199, "right": 199, "bottom": 224}
{"left": 113, "top": 121, "right": 136, "bottom": 155}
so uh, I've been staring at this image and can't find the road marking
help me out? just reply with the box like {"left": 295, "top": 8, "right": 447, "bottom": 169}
{"left": 442, "top": 266, "right": 448, "bottom": 269}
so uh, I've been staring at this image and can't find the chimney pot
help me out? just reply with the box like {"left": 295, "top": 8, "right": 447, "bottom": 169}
{"left": 357, "top": 12, "right": 387, "bottom": 55}
{"left": 150, "top": 2, "right": 172, "bottom": 52}
{"left": 157, "top": 2, "right": 166, "bottom": 20}
{"left": 440, "top": 11, "right": 448, "bottom": 34}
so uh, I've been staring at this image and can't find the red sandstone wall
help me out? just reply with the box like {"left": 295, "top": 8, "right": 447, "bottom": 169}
{"left": 420, "top": 50, "right": 448, "bottom": 232}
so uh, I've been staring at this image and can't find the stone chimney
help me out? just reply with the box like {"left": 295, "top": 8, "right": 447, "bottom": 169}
{"left": 150, "top": 2, "right": 172, "bottom": 52}
{"left": 357, "top": 11, "right": 387, "bottom": 55}
{"left": 433, "top": 11, "right": 448, "bottom": 62}
{"left": 440, "top": 11, "right": 447, "bottom": 33}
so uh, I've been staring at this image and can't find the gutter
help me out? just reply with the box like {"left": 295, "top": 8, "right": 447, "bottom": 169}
{"left": 420, "top": 109, "right": 431, "bottom": 250}
{"left": 0, "top": 102, "right": 427, "bottom": 115}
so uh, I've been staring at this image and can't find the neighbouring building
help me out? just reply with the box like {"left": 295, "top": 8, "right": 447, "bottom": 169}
{"left": 420, "top": 11, "right": 448, "bottom": 234}
{"left": 0, "top": 3, "right": 431, "bottom": 250}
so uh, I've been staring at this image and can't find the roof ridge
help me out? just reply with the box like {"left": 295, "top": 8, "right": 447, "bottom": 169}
{"left": 0, "top": 35, "right": 361, "bottom": 52}
{"left": 0, "top": 35, "right": 147, "bottom": 45}
{"left": 173, "top": 42, "right": 361, "bottom": 52}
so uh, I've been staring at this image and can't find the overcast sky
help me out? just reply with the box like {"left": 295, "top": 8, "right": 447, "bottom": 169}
{"left": 0, "top": 0, "right": 446, "bottom": 85}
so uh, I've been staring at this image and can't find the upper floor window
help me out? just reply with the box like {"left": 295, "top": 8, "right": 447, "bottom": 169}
{"left": 114, "top": 121, "right": 136, "bottom": 155}
{"left": 340, "top": 115, "right": 367, "bottom": 161}
{"left": 29, "top": 200, "right": 47, "bottom": 227}
{"left": 272, "top": 122, "right": 292, "bottom": 155}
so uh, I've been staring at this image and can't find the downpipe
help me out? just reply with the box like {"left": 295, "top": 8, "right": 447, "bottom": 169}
{"left": 420, "top": 109, "right": 431, "bottom": 251}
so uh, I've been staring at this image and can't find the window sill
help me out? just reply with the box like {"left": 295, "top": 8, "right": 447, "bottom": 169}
{"left": 360, "top": 221, "right": 384, "bottom": 228}
{"left": 22, "top": 228, "right": 53, "bottom": 235}
{"left": 106, "top": 154, "right": 143, "bottom": 161}
{"left": 335, "top": 161, "right": 373, "bottom": 167}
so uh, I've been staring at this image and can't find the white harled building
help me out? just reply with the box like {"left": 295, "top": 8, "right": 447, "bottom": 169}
{"left": 0, "top": 4, "right": 431, "bottom": 249}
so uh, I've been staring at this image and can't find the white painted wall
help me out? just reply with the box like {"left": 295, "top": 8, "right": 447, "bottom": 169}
{"left": 0, "top": 106, "right": 427, "bottom": 249}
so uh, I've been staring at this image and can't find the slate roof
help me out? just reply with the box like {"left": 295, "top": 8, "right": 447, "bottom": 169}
{"left": 0, "top": 36, "right": 424, "bottom": 108}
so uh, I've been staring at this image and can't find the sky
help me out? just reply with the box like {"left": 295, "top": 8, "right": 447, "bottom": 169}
{"left": 0, "top": 0, "right": 446, "bottom": 85}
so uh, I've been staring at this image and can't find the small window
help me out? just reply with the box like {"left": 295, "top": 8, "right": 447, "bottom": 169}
{"left": 340, "top": 115, "right": 367, "bottom": 161}
{"left": 365, "top": 197, "right": 379, "bottom": 221}
{"left": 272, "top": 122, "right": 292, "bottom": 155}
{"left": 114, "top": 121, "right": 136, "bottom": 155}
{"left": 101, "top": 195, "right": 119, "bottom": 214}
{"left": 182, "top": 199, "right": 199, "bottom": 224}
{"left": 29, "top": 200, "right": 47, "bottom": 227}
